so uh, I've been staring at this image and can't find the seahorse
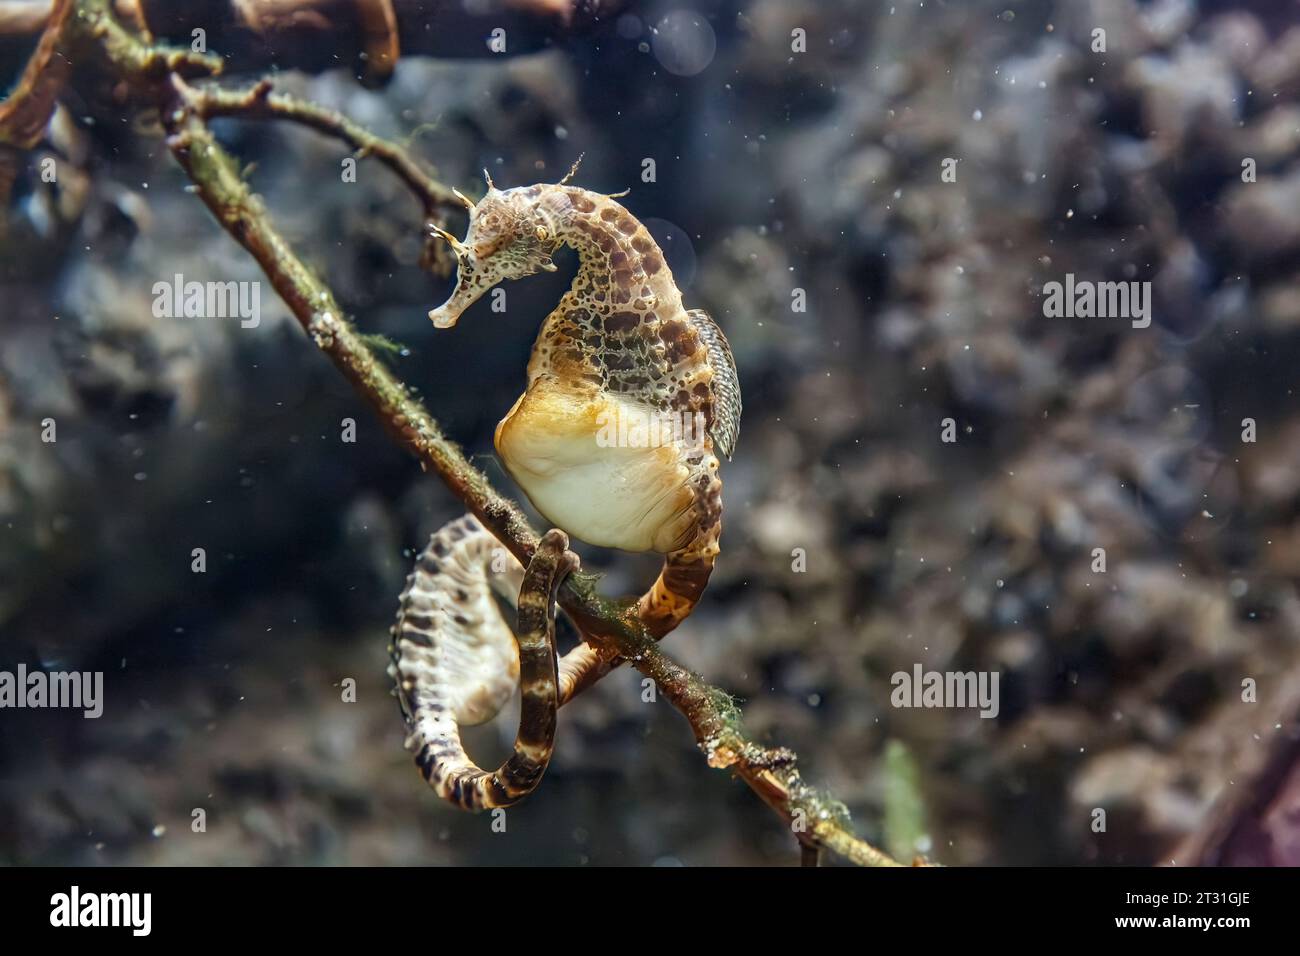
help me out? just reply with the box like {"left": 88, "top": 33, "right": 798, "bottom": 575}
{"left": 389, "top": 163, "right": 741, "bottom": 810}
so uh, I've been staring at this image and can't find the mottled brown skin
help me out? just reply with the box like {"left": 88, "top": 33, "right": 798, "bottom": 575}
{"left": 396, "top": 170, "right": 740, "bottom": 810}
{"left": 431, "top": 179, "right": 738, "bottom": 631}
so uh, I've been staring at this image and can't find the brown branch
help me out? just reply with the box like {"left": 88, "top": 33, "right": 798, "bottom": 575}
{"left": 189, "top": 79, "right": 460, "bottom": 217}
{"left": 0, "top": 0, "right": 74, "bottom": 213}
{"left": 62, "top": 0, "right": 914, "bottom": 868}
{"left": 0, "top": 0, "right": 73, "bottom": 150}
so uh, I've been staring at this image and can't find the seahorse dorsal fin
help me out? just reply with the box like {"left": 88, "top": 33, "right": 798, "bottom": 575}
{"left": 686, "top": 308, "right": 741, "bottom": 460}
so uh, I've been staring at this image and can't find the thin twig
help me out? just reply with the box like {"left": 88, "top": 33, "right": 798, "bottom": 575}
{"left": 0, "top": 0, "right": 73, "bottom": 150}
{"left": 61, "top": 0, "right": 914, "bottom": 868}
{"left": 189, "top": 79, "right": 460, "bottom": 215}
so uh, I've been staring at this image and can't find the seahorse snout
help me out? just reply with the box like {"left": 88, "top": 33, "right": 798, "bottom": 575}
{"left": 428, "top": 303, "right": 459, "bottom": 329}
{"left": 428, "top": 269, "right": 488, "bottom": 328}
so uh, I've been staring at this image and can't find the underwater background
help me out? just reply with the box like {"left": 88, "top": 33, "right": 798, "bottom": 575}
{"left": 2, "top": 0, "right": 1299, "bottom": 865}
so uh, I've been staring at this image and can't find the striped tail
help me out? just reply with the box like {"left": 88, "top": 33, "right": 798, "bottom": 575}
{"left": 389, "top": 517, "right": 578, "bottom": 811}
{"left": 637, "top": 452, "right": 724, "bottom": 638}
{"left": 632, "top": 306, "right": 737, "bottom": 638}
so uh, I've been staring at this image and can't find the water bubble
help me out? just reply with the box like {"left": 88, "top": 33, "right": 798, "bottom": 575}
{"left": 651, "top": 11, "right": 717, "bottom": 77}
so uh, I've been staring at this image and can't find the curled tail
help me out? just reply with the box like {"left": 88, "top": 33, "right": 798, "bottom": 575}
{"left": 639, "top": 453, "right": 725, "bottom": 639}
{"left": 639, "top": 308, "right": 735, "bottom": 638}
{"left": 389, "top": 517, "right": 579, "bottom": 811}
{"left": 639, "top": 542, "right": 720, "bottom": 638}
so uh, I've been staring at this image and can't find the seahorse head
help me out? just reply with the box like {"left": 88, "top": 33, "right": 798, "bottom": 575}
{"left": 427, "top": 177, "right": 562, "bottom": 329}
